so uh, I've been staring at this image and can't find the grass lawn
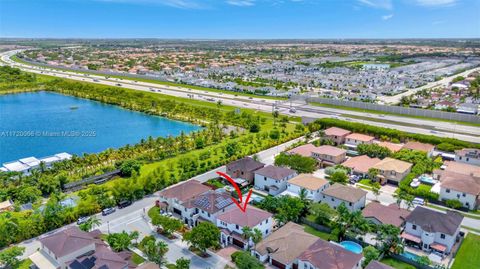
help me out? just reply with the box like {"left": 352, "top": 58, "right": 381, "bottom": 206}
{"left": 451, "top": 233, "right": 480, "bottom": 269}
{"left": 16, "top": 259, "right": 33, "bottom": 269}
{"left": 380, "top": 257, "right": 416, "bottom": 269}
{"left": 206, "top": 178, "right": 226, "bottom": 188}
{"left": 303, "top": 225, "right": 332, "bottom": 241}
{"left": 166, "top": 264, "right": 176, "bottom": 269}
{"left": 131, "top": 252, "right": 146, "bottom": 266}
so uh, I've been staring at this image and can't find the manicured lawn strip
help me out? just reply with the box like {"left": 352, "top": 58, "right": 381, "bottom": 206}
{"left": 131, "top": 252, "right": 145, "bottom": 265}
{"left": 461, "top": 225, "right": 480, "bottom": 234}
{"left": 311, "top": 102, "right": 480, "bottom": 127}
{"left": 12, "top": 55, "right": 286, "bottom": 100}
{"left": 380, "top": 257, "right": 416, "bottom": 269}
{"left": 425, "top": 204, "right": 480, "bottom": 220}
{"left": 451, "top": 233, "right": 480, "bottom": 269}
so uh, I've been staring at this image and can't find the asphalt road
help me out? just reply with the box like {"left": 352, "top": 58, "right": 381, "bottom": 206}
{"left": 2, "top": 50, "right": 480, "bottom": 143}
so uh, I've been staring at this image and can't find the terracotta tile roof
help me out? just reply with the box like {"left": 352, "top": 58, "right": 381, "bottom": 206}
{"left": 312, "top": 145, "right": 347, "bottom": 157}
{"left": 402, "top": 141, "right": 435, "bottom": 152}
{"left": 322, "top": 183, "right": 367, "bottom": 203}
{"left": 255, "top": 165, "right": 297, "bottom": 180}
{"left": 365, "top": 261, "right": 395, "bottom": 269}
{"left": 372, "top": 157, "right": 412, "bottom": 173}
{"left": 39, "top": 227, "right": 104, "bottom": 258}
{"left": 182, "top": 190, "right": 234, "bottom": 214}
{"left": 324, "top": 127, "right": 351, "bottom": 137}
{"left": 440, "top": 171, "right": 480, "bottom": 195}
{"left": 217, "top": 206, "right": 272, "bottom": 227}
{"left": 376, "top": 141, "right": 403, "bottom": 153}
{"left": 255, "top": 222, "right": 318, "bottom": 265}
{"left": 362, "top": 202, "right": 410, "bottom": 227}
{"left": 345, "top": 133, "right": 374, "bottom": 142}
{"left": 287, "top": 144, "right": 317, "bottom": 157}
{"left": 158, "top": 180, "right": 211, "bottom": 202}
{"left": 287, "top": 174, "right": 329, "bottom": 191}
{"left": 405, "top": 206, "right": 463, "bottom": 235}
{"left": 297, "top": 239, "right": 363, "bottom": 269}
{"left": 342, "top": 155, "right": 381, "bottom": 174}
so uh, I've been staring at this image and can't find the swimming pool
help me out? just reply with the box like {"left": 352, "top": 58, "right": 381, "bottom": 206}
{"left": 340, "top": 241, "right": 363, "bottom": 254}
{"left": 418, "top": 175, "right": 437, "bottom": 185}
{"left": 401, "top": 251, "right": 421, "bottom": 261}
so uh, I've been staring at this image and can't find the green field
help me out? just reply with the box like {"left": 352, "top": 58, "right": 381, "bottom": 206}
{"left": 451, "top": 233, "right": 480, "bottom": 269}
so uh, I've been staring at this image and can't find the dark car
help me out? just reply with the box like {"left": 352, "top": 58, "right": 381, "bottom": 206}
{"left": 102, "top": 207, "right": 116, "bottom": 216}
{"left": 118, "top": 200, "right": 132, "bottom": 209}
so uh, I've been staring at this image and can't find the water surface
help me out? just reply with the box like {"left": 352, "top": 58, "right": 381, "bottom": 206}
{"left": 0, "top": 91, "right": 200, "bottom": 163}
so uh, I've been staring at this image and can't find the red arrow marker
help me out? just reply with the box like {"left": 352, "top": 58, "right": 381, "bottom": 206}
{"left": 216, "top": 171, "right": 253, "bottom": 213}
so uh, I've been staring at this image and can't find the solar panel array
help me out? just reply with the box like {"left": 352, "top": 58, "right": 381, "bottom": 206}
{"left": 215, "top": 196, "right": 232, "bottom": 209}
{"left": 194, "top": 196, "right": 210, "bottom": 209}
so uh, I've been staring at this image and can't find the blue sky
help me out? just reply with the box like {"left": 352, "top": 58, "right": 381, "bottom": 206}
{"left": 0, "top": 0, "right": 478, "bottom": 38}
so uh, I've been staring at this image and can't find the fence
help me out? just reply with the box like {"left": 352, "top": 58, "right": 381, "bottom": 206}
{"left": 301, "top": 218, "right": 332, "bottom": 233}
{"left": 63, "top": 169, "right": 121, "bottom": 192}
{"left": 306, "top": 97, "right": 480, "bottom": 123}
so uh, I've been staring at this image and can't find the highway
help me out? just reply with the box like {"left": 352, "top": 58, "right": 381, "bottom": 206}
{"left": 2, "top": 49, "right": 480, "bottom": 143}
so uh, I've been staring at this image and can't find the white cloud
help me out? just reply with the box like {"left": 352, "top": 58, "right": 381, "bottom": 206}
{"left": 226, "top": 0, "right": 255, "bottom": 6}
{"left": 414, "top": 0, "right": 457, "bottom": 7}
{"left": 382, "top": 14, "right": 394, "bottom": 20}
{"left": 95, "top": 0, "right": 205, "bottom": 9}
{"left": 357, "top": 0, "right": 393, "bottom": 10}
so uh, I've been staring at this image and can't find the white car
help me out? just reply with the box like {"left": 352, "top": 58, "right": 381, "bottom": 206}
{"left": 412, "top": 197, "right": 425, "bottom": 206}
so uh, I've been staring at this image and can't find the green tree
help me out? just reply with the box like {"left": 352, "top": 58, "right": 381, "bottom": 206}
{"left": 79, "top": 216, "right": 101, "bottom": 232}
{"left": 144, "top": 239, "right": 169, "bottom": 267}
{"left": 362, "top": 246, "right": 380, "bottom": 268}
{"left": 183, "top": 222, "right": 220, "bottom": 255}
{"left": 175, "top": 257, "right": 190, "bottom": 269}
{"left": 375, "top": 224, "right": 403, "bottom": 255}
{"left": 371, "top": 182, "right": 381, "bottom": 201}
{"left": 231, "top": 251, "right": 264, "bottom": 269}
{"left": 0, "top": 246, "right": 25, "bottom": 269}
{"left": 330, "top": 170, "right": 348, "bottom": 185}
{"left": 118, "top": 160, "right": 141, "bottom": 177}
{"left": 357, "top": 144, "right": 392, "bottom": 159}
{"left": 106, "top": 231, "right": 136, "bottom": 251}
{"left": 367, "top": 168, "right": 379, "bottom": 181}
{"left": 446, "top": 199, "right": 463, "bottom": 209}
{"left": 309, "top": 202, "right": 337, "bottom": 226}
{"left": 151, "top": 214, "right": 183, "bottom": 237}
{"left": 274, "top": 153, "right": 316, "bottom": 173}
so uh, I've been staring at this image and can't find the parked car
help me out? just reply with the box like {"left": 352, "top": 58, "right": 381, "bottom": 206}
{"left": 118, "top": 200, "right": 132, "bottom": 209}
{"left": 77, "top": 216, "right": 90, "bottom": 225}
{"left": 412, "top": 197, "right": 425, "bottom": 206}
{"left": 102, "top": 207, "right": 116, "bottom": 216}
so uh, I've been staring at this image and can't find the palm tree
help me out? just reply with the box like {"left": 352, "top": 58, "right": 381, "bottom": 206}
{"left": 375, "top": 224, "right": 403, "bottom": 255}
{"left": 144, "top": 240, "right": 169, "bottom": 267}
{"left": 298, "top": 188, "right": 311, "bottom": 218}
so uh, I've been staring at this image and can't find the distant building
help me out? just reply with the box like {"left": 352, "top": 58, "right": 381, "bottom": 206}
{"left": 402, "top": 141, "right": 435, "bottom": 157}
{"left": 455, "top": 148, "right": 480, "bottom": 166}
{"left": 456, "top": 103, "right": 478, "bottom": 114}
{"left": 226, "top": 157, "right": 265, "bottom": 185}
{"left": 438, "top": 170, "right": 480, "bottom": 210}
{"left": 344, "top": 133, "right": 375, "bottom": 149}
{"left": 324, "top": 127, "right": 352, "bottom": 145}
{"left": 2, "top": 152, "right": 72, "bottom": 175}
{"left": 311, "top": 145, "right": 347, "bottom": 167}
{"left": 0, "top": 200, "right": 14, "bottom": 213}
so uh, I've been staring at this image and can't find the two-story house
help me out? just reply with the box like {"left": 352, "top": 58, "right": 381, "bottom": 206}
{"left": 226, "top": 157, "right": 265, "bottom": 185}
{"left": 324, "top": 127, "right": 352, "bottom": 145}
{"left": 254, "top": 165, "right": 297, "bottom": 195}
{"left": 280, "top": 174, "right": 330, "bottom": 202}
{"left": 439, "top": 170, "right": 480, "bottom": 210}
{"left": 158, "top": 180, "right": 211, "bottom": 221}
{"left": 321, "top": 183, "right": 367, "bottom": 211}
{"left": 344, "top": 133, "right": 375, "bottom": 149}
{"left": 342, "top": 155, "right": 381, "bottom": 178}
{"left": 402, "top": 206, "right": 463, "bottom": 255}
{"left": 181, "top": 189, "right": 235, "bottom": 227}
{"left": 371, "top": 157, "right": 413, "bottom": 185}
{"left": 217, "top": 206, "right": 273, "bottom": 250}
{"left": 402, "top": 141, "right": 435, "bottom": 157}
{"left": 311, "top": 145, "right": 347, "bottom": 167}
{"left": 455, "top": 148, "right": 480, "bottom": 166}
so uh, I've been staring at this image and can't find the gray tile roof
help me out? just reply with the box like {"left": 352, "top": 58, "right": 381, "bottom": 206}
{"left": 254, "top": 165, "right": 297, "bottom": 180}
{"left": 405, "top": 206, "right": 463, "bottom": 235}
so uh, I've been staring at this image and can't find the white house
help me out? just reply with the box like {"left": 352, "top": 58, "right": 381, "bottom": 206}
{"left": 280, "top": 174, "right": 330, "bottom": 202}
{"left": 254, "top": 165, "right": 297, "bottom": 195}
{"left": 455, "top": 148, "right": 480, "bottom": 166}
{"left": 217, "top": 206, "right": 273, "bottom": 250}
{"left": 439, "top": 171, "right": 480, "bottom": 210}
{"left": 401, "top": 206, "right": 463, "bottom": 254}
{"left": 344, "top": 133, "right": 375, "bottom": 149}
{"left": 320, "top": 183, "right": 367, "bottom": 211}
{"left": 181, "top": 189, "right": 235, "bottom": 227}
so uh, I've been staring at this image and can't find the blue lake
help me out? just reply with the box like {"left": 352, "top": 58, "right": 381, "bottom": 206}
{"left": 0, "top": 91, "right": 201, "bottom": 163}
